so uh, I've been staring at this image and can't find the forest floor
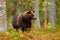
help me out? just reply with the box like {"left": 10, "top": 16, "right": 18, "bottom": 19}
{"left": 0, "top": 26, "right": 60, "bottom": 40}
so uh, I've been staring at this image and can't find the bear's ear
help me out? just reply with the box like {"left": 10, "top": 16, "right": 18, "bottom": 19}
{"left": 27, "top": 11, "right": 31, "bottom": 14}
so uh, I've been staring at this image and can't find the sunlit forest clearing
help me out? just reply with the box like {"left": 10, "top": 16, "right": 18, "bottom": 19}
{"left": 0, "top": 0, "right": 60, "bottom": 40}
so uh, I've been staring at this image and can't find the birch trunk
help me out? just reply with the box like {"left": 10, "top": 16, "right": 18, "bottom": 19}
{"left": 34, "top": 0, "right": 41, "bottom": 29}
{"left": 47, "top": 0, "right": 56, "bottom": 26}
{"left": 0, "top": 1, "right": 7, "bottom": 32}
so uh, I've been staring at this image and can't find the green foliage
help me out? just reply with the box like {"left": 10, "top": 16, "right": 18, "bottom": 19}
{"left": 7, "top": 22, "right": 13, "bottom": 32}
{"left": 11, "top": 32, "right": 19, "bottom": 40}
{"left": 19, "top": 0, "right": 34, "bottom": 12}
{"left": 56, "top": 19, "right": 60, "bottom": 25}
{"left": 56, "top": 0, "right": 60, "bottom": 26}
{"left": 47, "top": 27, "right": 58, "bottom": 33}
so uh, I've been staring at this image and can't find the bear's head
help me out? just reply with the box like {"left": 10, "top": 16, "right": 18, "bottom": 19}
{"left": 22, "top": 10, "right": 37, "bottom": 20}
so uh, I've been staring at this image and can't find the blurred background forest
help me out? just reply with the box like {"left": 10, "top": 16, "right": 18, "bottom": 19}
{"left": 0, "top": 0, "right": 60, "bottom": 40}
{"left": 6, "top": 0, "right": 60, "bottom": 28}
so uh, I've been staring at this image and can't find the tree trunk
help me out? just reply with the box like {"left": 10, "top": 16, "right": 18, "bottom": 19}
{"left": 34, "top": 0, "right": 41, "bottom": 29}
{"left": 47, "top": 0, "right": 56, "bottom": 26}
{"left": 0, "top": 1, "right": 7, "bottom": 32}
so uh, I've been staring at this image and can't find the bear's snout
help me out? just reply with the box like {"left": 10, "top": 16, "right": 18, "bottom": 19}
{"left": 33, "top": 17, "right": 37, "bottom": 20}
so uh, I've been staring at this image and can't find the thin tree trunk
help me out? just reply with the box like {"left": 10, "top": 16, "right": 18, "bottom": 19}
{"left": 47, "top": 0, "right": 56, "bottom": 26}
{"left": 43, "top": 0, "right": 48, "bottom": 29}
{"left": 34, "top": 0, "right": 41, "bottom": 29}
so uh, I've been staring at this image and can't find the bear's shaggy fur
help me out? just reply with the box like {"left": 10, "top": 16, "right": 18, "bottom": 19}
{"left": 12, "top": 10, "right": 36, "bottom": 32}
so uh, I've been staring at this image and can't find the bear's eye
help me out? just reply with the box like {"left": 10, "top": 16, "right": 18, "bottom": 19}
{"left": 33, "top": 10, "right": 35, "bottom": 12}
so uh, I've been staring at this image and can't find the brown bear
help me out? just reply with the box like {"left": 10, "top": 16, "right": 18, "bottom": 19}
{"left": 12, "top": 10, "right": 36, "bottom": 32}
